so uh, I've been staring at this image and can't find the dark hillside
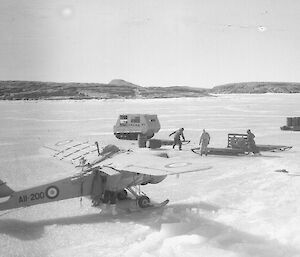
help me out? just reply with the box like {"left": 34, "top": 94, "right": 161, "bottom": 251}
{"left": 0, "top": 80, "right": 210, "bottom": 100}
{"left": 210, "top": 82, "right": 300, "bottom": 94}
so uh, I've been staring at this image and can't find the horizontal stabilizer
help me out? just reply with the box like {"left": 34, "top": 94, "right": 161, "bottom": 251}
{"left": 0, "top": 179, "right": 14, "bottom": 198}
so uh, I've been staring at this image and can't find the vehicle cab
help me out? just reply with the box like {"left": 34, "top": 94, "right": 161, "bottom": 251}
{"left": 113, "top": 114, "right": 160, "bottom": 140}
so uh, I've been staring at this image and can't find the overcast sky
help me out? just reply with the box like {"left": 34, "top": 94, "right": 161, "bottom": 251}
{"left": 0, "top": 0, "right": 299, "bottom": 88}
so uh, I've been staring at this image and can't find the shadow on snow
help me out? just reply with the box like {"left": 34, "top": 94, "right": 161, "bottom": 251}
{"left": 0, "top": 201, "right": 299, "bottom": 256}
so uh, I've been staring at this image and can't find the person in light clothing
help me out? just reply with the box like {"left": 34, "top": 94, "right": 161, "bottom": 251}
{"left": 199, "top": 129, "right": 210, "bottom": 156}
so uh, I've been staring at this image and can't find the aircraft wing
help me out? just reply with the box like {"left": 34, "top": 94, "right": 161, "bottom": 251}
{"left": 99, "top": 151, "right": 212, "bottom": 176}
{"left": 42, "top": 139, "right": 101, "bottom": 166}
{"left": 42, "top": 141, "right": 212, "bottom": 176}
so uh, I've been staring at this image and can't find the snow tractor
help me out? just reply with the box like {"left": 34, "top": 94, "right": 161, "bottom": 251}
{"left": 113, "top": 114, "right": 161, "bottom": 140}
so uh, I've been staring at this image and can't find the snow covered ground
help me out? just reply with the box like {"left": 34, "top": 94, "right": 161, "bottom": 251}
{"left": 0, "top": 94, "right": 300, "bottom": 257}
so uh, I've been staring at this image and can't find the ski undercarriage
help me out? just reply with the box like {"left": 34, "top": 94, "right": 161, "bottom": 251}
{"left": 94, "top": 185, "right": 168, "bottom": 211}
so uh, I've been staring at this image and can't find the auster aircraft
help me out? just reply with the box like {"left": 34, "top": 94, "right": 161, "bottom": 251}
{"left": 0, "top": 140, "right": 211, "bottom": 213}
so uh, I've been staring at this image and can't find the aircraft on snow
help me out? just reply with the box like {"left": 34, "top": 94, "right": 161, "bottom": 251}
{"left": 0, "top": 140, "right": 212, "bottom": 214}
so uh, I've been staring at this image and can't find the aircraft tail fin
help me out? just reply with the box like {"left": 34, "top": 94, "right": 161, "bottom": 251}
{"left": 0, "top": 179, "right": 14, "bottom": 198}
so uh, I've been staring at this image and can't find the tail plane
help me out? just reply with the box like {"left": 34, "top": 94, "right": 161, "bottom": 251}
{"left": 0, "top": 179, "right": 14, "bottom": 198}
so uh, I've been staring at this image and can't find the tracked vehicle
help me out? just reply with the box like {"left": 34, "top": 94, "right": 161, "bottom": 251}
{"left": 113, "top": 114, "right": 160, "bottom": 140}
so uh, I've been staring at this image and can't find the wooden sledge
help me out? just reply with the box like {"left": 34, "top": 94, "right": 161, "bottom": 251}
{"left": 191, "top": 147, "right": 246, "bottom": 156}
{"left": 256, "top": 144, "right": 292, "bottom": 152}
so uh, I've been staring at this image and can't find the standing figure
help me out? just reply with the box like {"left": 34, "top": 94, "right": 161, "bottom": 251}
{"left": 101, "top": 173, "right": 122, "bottom": 216}
{"left": 246, "top": 129, "right": 260, "bottom": 154}
{"left": 91, "top": 171, "right": 106, "bottom": 207}
{"left": 169, "top": 128, "right": 185, "bottom": 150}
{"left": 199, "top": 129, "right": 210, "bottom": 156}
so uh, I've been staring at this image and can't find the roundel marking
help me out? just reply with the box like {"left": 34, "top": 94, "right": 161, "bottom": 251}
{"left": 164, "top": 162, "right": 192, "bottom": 168}
{"left": 55, "top": 139, "right": 73, "bottom": 146}
{"left": 46, "top": 186, "right": 59, "bottom": 199}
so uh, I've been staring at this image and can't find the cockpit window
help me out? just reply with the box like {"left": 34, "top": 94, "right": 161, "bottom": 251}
{"left": 120, "top": 115, "right": 128, "bottom": 126}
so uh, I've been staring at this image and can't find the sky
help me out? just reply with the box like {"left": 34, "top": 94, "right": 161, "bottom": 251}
{"left": 0, "top": 0, "right": 299, "bottom": 88}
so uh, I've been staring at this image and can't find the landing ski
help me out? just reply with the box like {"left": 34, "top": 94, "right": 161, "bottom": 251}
{"left": 98, "top": 199, "right": 169, "bottom": 216}
{"left": 125, "top": 199, "right": 169, "bottom": 213}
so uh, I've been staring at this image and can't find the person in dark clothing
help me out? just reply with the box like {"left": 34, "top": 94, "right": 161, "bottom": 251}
{"left": 91, "top": 171, "right": 106, "bottom": 207}
{"left": 101, "top": 173, "right": 122, "bottom": 215}
{"left": 246, "top": 129, "right": 260, "bottom": 154}
{"left": 169, "top": 128, "right": 185, "bottom": 150}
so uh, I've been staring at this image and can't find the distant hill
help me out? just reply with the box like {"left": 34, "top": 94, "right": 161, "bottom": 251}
{"left": 108, "top": 79, "right": 142, "bottom": 88}
{"left": 0, "top": 80, "right": 210, "bottom": 100}
{"left": 1, "top": 80, "right": 299, "bottom": 100}
{"left": 210, "top": 82, "right": 300, "bottom": 94}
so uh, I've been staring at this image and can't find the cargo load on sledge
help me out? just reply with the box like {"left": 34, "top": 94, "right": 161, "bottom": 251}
{"left": 227, "top": 133, "right": 292, "bottom": 152}
{"left": 281, "top": 117, "right": 300, "bottom": 131}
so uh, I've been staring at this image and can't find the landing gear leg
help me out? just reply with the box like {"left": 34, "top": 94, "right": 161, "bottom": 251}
{"left": 127, "top": 186, "right": 151, "bottom": 208}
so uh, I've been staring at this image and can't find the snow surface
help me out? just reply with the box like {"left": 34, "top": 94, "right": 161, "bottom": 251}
{"left": 0, "top": 94, "right": 300, "bottom": 257}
